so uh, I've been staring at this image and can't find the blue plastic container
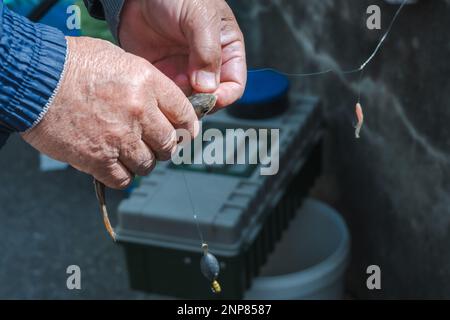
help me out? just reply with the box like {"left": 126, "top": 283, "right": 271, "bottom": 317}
{"left": 227, "top": 69, "right": 290, "bottom": 119}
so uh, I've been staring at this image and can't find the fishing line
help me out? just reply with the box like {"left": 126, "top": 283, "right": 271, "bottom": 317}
{"left": 248, "top": 0, "right": 408, "bottom": 80}
{"left": 181, "top": 161, "right": 222, "bottom": 294}
{"left": 357, "top": 68, "right": 364, "bottom": 104}
{"left": 176, "top": 94, "right": 222, "bottom": 293}
{"left": 249, "top": 0, "right": 408, "bottom": 139}
{"left": 181, "top": 170, "right": 205, "bottom": 245}
{"left": 177, "top": 0, "right": 410, "bottom": 292}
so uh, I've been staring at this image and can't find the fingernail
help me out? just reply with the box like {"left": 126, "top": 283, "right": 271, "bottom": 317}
{"left": 195, "top": 70, "right": 217, "bottom": 91}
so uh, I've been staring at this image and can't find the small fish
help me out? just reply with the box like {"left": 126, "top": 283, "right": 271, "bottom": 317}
{"left": 189, "top": 93, "right": 217, "bottom": 118}
{"left": 95, "top": 94, "right": 217, "bottom": 241}
{"left": 94, "top": 179, "right": 116, "bottom": 240}
{"left": 355, "top": 102, "right": 364, "bottom": 139}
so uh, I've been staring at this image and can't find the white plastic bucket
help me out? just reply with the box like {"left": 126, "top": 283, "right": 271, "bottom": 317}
{"left": 245, "top": 198, "right": 350, "bottom": 300}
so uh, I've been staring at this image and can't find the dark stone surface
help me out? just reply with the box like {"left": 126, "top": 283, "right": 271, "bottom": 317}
{"left": 229, "top": 0, "right": 450, "bottom": 298}
{"left": 0, "top": 135, "right": 151, "bottom": 299}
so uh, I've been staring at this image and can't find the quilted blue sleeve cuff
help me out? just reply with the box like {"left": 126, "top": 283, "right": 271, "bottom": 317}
{"left": 0, "top": 4, "right": 68, "bottom": 133}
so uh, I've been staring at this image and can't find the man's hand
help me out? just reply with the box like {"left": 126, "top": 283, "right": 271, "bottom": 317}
{"left": 118, "top": 0, "right": 247, "bottom": 109}
{"left": 21, "top": 36, "right": 198, "bottom": 189}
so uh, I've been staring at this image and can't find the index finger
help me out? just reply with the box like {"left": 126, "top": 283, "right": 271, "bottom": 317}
{"left": 150, "top": 65, "right": 199, "bottom": 138}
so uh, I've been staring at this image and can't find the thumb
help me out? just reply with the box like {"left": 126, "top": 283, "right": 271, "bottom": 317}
{"left": 182, "top": 2, "right": 222, "bottom": 92}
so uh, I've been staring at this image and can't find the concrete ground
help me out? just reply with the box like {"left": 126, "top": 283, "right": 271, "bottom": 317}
{"left": 0, "top": 134, "right": 152, "bottom": 299}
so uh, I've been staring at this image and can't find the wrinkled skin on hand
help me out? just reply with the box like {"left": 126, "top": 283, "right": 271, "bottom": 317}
{"left": 119, "top": 0, "right": 247, "bottom": 109}
{"left": 21, "top": 36, "right": 198, "bottom": 189}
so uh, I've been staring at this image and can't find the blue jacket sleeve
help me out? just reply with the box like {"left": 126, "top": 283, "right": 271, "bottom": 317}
{"left": 0, "top": 2, "right": 68, "bottom": 148}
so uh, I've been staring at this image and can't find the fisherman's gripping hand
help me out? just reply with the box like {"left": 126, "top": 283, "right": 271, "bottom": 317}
{"left": 21, "top": 37, "right": 198, "bottom": 189}
{"left": 118, "top": 0, "right": 247, "bottom": 109}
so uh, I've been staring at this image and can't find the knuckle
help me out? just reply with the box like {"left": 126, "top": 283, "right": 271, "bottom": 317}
{"left": 107, "top": 166, "right": 131, "bottom": 189}
{"left": 136, "top": 158, "right": 156, "bottom": 176}
{"left": 127, "top": 96, "right": 145, "bottom": 118}
{"left": 114, "top": 176, "right": 132, "bottom": 190}
{"left": 94, "top": 152, "right": 117, "bottom": 170}
{"left": 104, "top": 126, "right": 127, "bottom": 148}
{"left": 196, "top": 45, "right": 221, "bottom": 67}
{"left": 157, "top": 135, "right": 176, "bottom": 160}
{"left": 140, "top": 63, "right": 156, "bottom": 84}
{"left": 173, "top": 99, "right": 196, "bottom": 127}
{"left": 95, "top": 145, "right": 119, "bottom": 165}
{"left": 121, "top": 130, "right": 140, "bottom": 146}
{"left": 221, "top": 22, "right": 244, "bottom": 43}
{"left": 127, "top": 56, "right": 155, "bottom": 87}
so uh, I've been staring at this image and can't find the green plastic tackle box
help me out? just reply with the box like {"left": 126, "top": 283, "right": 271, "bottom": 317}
{"left": 116, "top": 94, "right": 323, "bottom": 299}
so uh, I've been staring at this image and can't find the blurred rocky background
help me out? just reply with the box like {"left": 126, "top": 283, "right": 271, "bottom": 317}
{"left": 227, "top": 0, "right": 450, "bottom": 298}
